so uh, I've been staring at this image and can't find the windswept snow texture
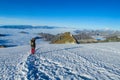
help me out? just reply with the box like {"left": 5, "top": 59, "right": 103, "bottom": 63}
{"left": 0, "top": 42, "right": 120, "bottom": 80}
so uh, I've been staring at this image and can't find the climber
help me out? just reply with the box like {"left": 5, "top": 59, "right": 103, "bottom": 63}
{"left": 30, "top": 38, "right": 36, "bottom": 54}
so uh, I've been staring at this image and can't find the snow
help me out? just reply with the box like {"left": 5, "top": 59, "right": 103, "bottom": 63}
{"left": 0, "top": 45, "right": 30, "bottom": 79}
{"left": 0, "top": 27, "right": 120, "bottom": 80}
{"left": 0, "top": 42, "right": 120, "bottom": 80}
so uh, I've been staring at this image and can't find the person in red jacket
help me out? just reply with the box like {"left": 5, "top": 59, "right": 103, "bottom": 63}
{"left": 30, "top": 38, "right": 36, "bottom": 54}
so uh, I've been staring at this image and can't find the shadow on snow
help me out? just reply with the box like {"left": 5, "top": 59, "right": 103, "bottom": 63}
{"left": 26, "top": 55, "right": 51, "bottom": 80}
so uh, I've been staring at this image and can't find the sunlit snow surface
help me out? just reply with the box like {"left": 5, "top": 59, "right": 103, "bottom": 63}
{"left": 0, "top": 43, "right": 120, "bottom": 80}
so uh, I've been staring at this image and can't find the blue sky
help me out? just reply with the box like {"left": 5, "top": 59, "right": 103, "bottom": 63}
{"left": 0, "top": 0, "right": 120, "bottom": 30}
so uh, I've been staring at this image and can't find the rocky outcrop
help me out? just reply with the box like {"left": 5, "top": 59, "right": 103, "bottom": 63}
{"left": 104, "top": 36, "right": 120, "bottom": 42}
{"left": 51, "top": 32, "right": 77, "bottom": 44}
{"left": 0, "top": 45, "right": 5, "bottom": 48}
{"left": 73, "top": 33, "right": 97, "bottom": 43}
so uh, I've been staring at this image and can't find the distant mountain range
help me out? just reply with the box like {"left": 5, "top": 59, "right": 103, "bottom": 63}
{"left": 74, "top": 29, "right": 120, "bottom": 36}
{"left": 0, "top": 25, "right": 61, "bottom": 29}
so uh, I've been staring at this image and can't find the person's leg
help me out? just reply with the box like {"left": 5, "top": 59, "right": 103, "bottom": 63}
{"left": 31, "top": 48, "right": 35, "bottom": 54}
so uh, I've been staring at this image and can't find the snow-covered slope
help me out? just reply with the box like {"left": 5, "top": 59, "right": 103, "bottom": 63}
{"left": 0, "top": 45, "right": 30, "bottom": 79}
{"left": 0, "top": 42, "right": 120, "bottom": 80}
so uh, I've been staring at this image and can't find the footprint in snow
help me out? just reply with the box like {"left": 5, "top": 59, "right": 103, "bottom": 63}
{"left": 26, "top": 54, "right": 51, "bottom": 80}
